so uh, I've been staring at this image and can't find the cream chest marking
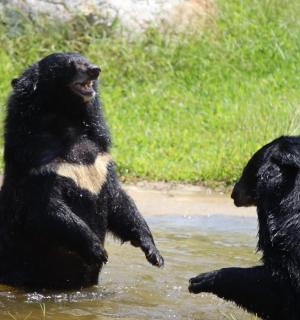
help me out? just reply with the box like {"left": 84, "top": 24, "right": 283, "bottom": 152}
{"left": 32, "top": 153, "right": 111, "bottom": 194}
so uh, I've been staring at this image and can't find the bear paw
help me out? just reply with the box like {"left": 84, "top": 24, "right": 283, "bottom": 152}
{"left": 188, "top": 271, "right": 217, "bottom": 294}
{"left": 145, "top": 247, "right": 164, "bottom": 268}
{"left": 88, "top": 243, "right": 108, "bottom": 265}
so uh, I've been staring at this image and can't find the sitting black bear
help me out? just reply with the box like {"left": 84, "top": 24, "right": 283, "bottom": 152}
{"left": 0, "top": 52, "right": 164, "bottom": 290}
{"left": 189, "top": 136, "right": 300, "bottom": 320}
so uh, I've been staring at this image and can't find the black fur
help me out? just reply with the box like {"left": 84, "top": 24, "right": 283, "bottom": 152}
{"left": 0, "top": 52, "right": 163, "bottom": 290}
{"left": 189, "top": 136, "right": 300, "bottom": 319}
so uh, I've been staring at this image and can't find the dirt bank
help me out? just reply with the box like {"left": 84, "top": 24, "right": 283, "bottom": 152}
{"left": 124, "top": 182, "right": 256, "bottom": 217}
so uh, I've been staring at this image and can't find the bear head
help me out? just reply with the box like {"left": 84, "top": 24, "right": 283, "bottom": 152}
{"left": 231, "top": 136, "right": 300, "bottom": 207}
{"left": 11, "top": 52, "right": 101, "bottom": 103}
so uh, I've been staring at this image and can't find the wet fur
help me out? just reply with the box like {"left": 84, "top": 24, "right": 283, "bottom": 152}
{"left": 189, "top": 136, "right": 300, "bottom": 320}
{"left": 0, "top": 52, "right": 163, "bottom": 290}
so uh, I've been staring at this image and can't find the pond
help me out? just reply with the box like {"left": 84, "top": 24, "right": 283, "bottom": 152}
{"left": 0, "top": 215, "right": 259, "bottom": 320}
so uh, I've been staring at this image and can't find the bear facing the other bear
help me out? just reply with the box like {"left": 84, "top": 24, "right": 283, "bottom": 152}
{"left": 189, "top": 136, "right": 300, "bottom": 320}
{"left": 0, "top": 52, "right": 164, "bottom": 290}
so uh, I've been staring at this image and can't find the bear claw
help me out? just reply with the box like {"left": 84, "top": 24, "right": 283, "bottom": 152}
{"left": 146, "top": 249, "right": 164, "bottom": 268}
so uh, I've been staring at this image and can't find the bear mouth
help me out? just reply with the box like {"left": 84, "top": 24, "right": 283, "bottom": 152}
{"left": 70, "top": 80, "right": 95, "bottom": 99}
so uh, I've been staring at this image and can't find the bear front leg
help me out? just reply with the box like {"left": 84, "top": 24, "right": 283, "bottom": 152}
{"left": 189, "top": 266, "right": 293, "bottom": 320}
{"left": 106, "top": 168, "right": 164, "bottom": 267}
{"left": 108, "top": 187, "right": 164, "bottom": 267}
{"left": 25, "top": 198, "right": 108, "bottom": 265}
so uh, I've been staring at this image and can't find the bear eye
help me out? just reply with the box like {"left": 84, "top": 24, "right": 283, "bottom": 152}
{"left": 68, "top": 60, "right": 76, "bottom": 68}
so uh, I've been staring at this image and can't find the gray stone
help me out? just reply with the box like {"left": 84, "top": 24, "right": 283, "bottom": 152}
{"left": 0, "top": 0, "right": 215, "bottom": 32}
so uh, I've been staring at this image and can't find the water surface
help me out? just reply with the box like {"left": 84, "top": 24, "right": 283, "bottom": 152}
{"left": 0, "top": 215, "right": 259, "bottom": 320}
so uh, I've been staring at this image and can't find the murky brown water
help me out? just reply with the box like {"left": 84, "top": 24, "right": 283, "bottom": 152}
{"left": 0, "top": 215, "right": 259, "bottom": 320}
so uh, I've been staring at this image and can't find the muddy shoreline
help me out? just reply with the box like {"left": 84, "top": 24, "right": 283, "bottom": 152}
{"left": 124, "top": 182, "right": 256, "bottom": 217}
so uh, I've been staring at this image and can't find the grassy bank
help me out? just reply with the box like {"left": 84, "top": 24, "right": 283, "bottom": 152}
{"left": 0, "top": 0, "right": 299, "bottom": 184}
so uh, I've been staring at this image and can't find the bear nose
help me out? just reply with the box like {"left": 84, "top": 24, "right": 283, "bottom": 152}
{"left": 231, "top": 188, "right": 236, "bottom": 200}
{"left": 87, "top": 66, "right": 101, "bottom": 79}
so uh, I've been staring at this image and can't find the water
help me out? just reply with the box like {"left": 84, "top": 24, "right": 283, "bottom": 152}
{"left": 0, "top": 215, "right": 259, "bottom": 320}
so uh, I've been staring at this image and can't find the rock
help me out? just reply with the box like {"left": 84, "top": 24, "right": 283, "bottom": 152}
{"left": 162, "top": 0, "right": 215, "bottom": 33}
{"left": 0, "top": 0, "right": 215, "bottom": 33}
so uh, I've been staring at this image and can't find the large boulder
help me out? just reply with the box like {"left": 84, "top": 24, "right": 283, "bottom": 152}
{"left": 0, "top": 0, "right": 215, "bottom": 33}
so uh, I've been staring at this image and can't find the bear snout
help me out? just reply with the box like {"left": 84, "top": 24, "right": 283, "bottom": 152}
{"left": 231, "top": 182, "right": 256, "bottom": 207}
{"left": 87, "top": 66, "right": 101, "bottom": 79}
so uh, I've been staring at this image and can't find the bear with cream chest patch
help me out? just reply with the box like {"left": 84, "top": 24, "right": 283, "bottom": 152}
{"left": 0, "top": 52, "right": 164, "bottom": 290}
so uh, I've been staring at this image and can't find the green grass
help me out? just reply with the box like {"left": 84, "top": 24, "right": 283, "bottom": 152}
{"left": 0, "top": 0, "right": 299, "bottom": 185}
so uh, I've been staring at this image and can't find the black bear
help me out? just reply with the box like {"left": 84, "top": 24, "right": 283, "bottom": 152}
{"left": 0, "top": 52, "right": 164, "bottom": 290}
{"left": 189, "top": 136, "right": 300, "bottom": 320}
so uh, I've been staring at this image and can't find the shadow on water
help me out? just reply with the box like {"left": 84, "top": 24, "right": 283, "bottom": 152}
{"left": 0, "top": 215, "right": 259, "bottom": 320}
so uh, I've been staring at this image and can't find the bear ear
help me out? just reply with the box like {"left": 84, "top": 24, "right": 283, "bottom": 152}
{"left": 271, "top": 146, "right": 300, "bottom": 169}
{"left": 11, "top": 78, "right": 19, "bottom": 88}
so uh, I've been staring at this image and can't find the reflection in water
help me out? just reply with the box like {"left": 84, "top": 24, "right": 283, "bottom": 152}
{"left": 0, "top": 215, "right": 259, "bottom": 320}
